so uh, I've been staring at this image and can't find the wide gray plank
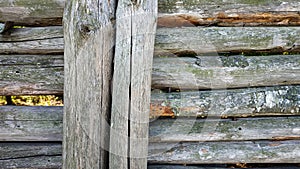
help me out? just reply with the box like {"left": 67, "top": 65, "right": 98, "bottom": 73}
{"left": 148, "top": 140, "right": 300, "bottom": 164}
{"left": 149, "top": 117, "right": 300, "bottom": 142}
{"left": 152, "top": 56, "right": 300, "bottom": 90}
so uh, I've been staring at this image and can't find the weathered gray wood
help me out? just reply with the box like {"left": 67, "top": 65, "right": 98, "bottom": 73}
{"left": 155, "top": 27, "right": 300, "bottom": 56}
{"left": 150, "top": 85, "right": 300, "bottom": 117}
{"left": 0, "top": 142, "right": 61, "bottom": 168}
{"left": 0, "top": 0, "right": 64, "bottom": 26}
{"left": 158, "top": 0, "right": 300, "bottom": 27}
{"left": 110, "top": 1, "right": 157, "bottom": 168}
{"left": 0, "top": 55, "right": 63, "bottom": 95}
{"left": 152, "top": 55, "right": 300, "bottom": 90}
{"left": 149, "top": 117, "right": 300, "bottom": 142}
{"left": 0, "top": 26, "right": 63, "bottom": 42}
{"left": 1, "top": 0, "right": 299, "bottom": 27}
{"left": 1, "top": 26, "right": 300, "bottom": 55}
{"left": 2, "top": 106, "right": 300, "bottom": 142}
{"left": 149, "top": 165, "right": 300, "bottom": 169}
{"left": 148, "top": 140, "right": 300, "bottom": 164}
{"left": 0, "top": 106, "right": 62, "bottom": 141}
{"left": 63, "top": 0, "right": 116, "bottom": 168}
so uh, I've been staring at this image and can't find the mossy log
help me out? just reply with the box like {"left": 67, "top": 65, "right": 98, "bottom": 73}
{"left": 151, "top": 85, "right": 300, "bottom": 117}
{"left": 149, "top": 117, "right": 300, "bottom": 142}
{"left": 1, "top": 26, "right": 300, "bottom": 55}
{"left": 0, "top": 0, "right": 65, "bottom": 26}
{"left": 1, "top": 0, "right": 299, "bottom": 27}
{"left": 1, "top": 105, "right": 300, "bottom": 141}
{"left": 158, "top": 0, "right": 300, "bottom": 27}
{"left": 152, "top": 56, "right": 300, "bottom": 90}
{"left": 148, "top": 140, "right": 300, "bottom": 164}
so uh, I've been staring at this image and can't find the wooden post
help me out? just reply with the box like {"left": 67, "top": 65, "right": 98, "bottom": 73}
{"left": 64, "top": 0, "right": 157, "bottom": 169}
{"left": 109, "top": 0, "right": 157, "bottom": 169}
{"left": 63, "top": 0, "right": 116, "bottom": 168}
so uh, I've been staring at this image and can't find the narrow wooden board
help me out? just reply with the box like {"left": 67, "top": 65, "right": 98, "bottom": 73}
{"left": 0, "top": 0, "right": 65, "bottom": 26}
{"left": 158, "top": 0, "right": 300, "bottom": 27}
{"left": 155, "top": 27, "right": 300, "bottom": 56}
{"left": 149, "top": 117, "right": 300, "bottom": 142}
{"left": 152, "top": 56, "right": 300, "bottom": 90}
{"left": 0, "top": 142, "right": 61, "bottom": 168}
{"left": 0, "top": 55, "right": 63, "bottom": 95}
{"left": 148, "top": 140, "right": 300, "bottom": 164}
{"left": 150, "top": 85, "right": 300, "bottom": 117}
{"left": 0, "top": 106, "right": 62, "bottom": 141}
{"left": 149, "top": 165, "right": 300, "bottom": 169}
{"left": 1, "top": 54, "right": 300, "bottom": 95}
{"left": 1, "top": 27, "right": 300, "bottom": 55}
{"left": 1, "top": 106, "right": 300, "bottom": 142}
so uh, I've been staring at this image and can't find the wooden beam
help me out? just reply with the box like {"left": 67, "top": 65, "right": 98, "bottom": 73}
{"left": 149, "top": 117, "right": 300, "bottom": 142}
{"left": 0, "top": 55, "right": 63, "bottom": 95}
{"left": 1, "top": 0, "right": 299, "bottom": 27}
{"left": 0, "top": 0, "right": 64, "bottom": 26}
{"left": 1, "top": 106, "right": 300, "bottom": 142}
{"left": 0, "top": 142, "right": 62, "bottom": 168}
{"left": 158, "top": 0, "right": 300, "bottom": 27}
{"left": 1, "top": 26, "right": 300, "bottom": 55}
{"left": 148, "top": 140, "right": 300, "bottom": 164}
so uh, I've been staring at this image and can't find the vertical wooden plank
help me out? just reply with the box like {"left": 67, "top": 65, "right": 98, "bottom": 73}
{"left": 109, "top": 0, "right": 158, "bottom": 169}
{"left": 63, "top": 0, "right": 116, "bottom": 169}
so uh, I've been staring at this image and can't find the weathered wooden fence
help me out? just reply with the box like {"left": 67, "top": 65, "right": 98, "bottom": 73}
{"left": 1, "top": 0, "right": 300, "bottom": 168}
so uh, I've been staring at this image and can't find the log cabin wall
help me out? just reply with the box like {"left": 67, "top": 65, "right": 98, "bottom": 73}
{"left": 0, "top": 0, "right": 300, "bottom": 168}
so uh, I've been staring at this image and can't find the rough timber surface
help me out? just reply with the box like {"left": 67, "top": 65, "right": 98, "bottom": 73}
{"left": 152, "top": 55, "right": 300, "bottom": 90}
{"left": 0, "top": 55, "right": 63, "bottom": 95}
{"left": 1, "top": 27, "right": 300, "bottom": 55}
{"left": 158, "top": 0, "right": 300, "bottom": 27}
{"left": 155, "top": 27, "right": 300, "bottom": 56}
{"left": 0, "top": 142, "right": 62, "bottom": 168}
{"left": 0, "top": 0, "right": 65, "bottom": 26}
{"left": 0, "top": 106, "right": 62, "bottom": 141}
{"left": 148, "top": 140, "right": 300, "bottom": 164}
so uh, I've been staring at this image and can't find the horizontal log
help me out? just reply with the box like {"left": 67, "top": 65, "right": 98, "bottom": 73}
{"left": 149, "top": 165, "right": 300, "bottom": 169}
{"left": 1, "top": 0, "right": 299, "bottom": 27}
{"left": 152, "top": 56, "right": 300, "bottom": 90}
{"left": 151, "top": 85, "right": 300, "bottom": 118}
{"left": 1, "top": 26, "right": 300, "bottom": 55}
{"left": 148, "top": 140, "right": 300, "bottom": 164}
{"left": 0, "top": 0, "right": 65, "bottom": 26}
{"left": 0, "top": 106, "right": 62, "bottom": 141}
{"left": 149, "top": 117, "right": 300, "bottom": 142}
{"left": 155, "top": 27, "right": 300, "bottom": 56}
{"left": 1, "top": 53, "right": 300, "bottom": 94}
{"left": 1, "top": 105, "right": 300, "bottom": 141}
{"left": 0, "top": 142, "right": 61, "bottom": 168}
{"left": 1, "top": 141, "right": 300, "bottom": 167}
{"left": 0, "top": 55, "right": 63, "bottom": 95}
{"left": 158, "top": 0, "right": 300, "bottom": 27}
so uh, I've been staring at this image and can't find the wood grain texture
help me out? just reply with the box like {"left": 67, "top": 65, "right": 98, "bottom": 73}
{"left": 0, "top": 0, "right": 65, "bottom": 26}
{"left": 151, "top": 85, "right": 300, "bottom": 118}
{"left": 155, "top": 27, "right": 300, "bottom": 56}
{"left": 110, "top": 0, "right": 157, "bottom": 168}
{"left": 152, "top": 55, "right": 300, "bottom": 90}
{"left": 148, "top": 140, "right": 300, "bottom": 164}
{"left": 149, "top": 117, "right": 300, "bottom": 142}
{"left": 158, "top": 0, "right": 300, "bottom": 27}
{"left": 0, "top": 55, "right": 63, "bottom": 95}
{"left": 63, "top": 0, "right": 116, "bottom": 168}
{"left": 148, "top": 165, "right": 300, "bottom": 169}
{"left": 1, "top": 26, "right": 300, "bottom": 55}
{"left": 0, "top": 106, "right": 62, "bottom": 141}
{"left": 0, "top": 142, "right": 62, "bottom": 169}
